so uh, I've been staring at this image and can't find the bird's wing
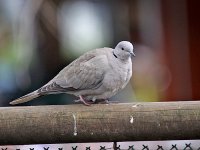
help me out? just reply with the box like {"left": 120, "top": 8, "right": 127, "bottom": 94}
{"left": 39, "top": 50, "right": 109, "bottom": 94}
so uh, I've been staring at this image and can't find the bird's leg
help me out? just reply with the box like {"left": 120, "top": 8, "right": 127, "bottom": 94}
{"left": 74, "top": 95, "right": 92, "bottom": 106}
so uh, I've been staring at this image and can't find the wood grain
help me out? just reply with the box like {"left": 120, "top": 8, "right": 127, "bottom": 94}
{"left": 0, "top": 101, "right": 200, "bottom": 145}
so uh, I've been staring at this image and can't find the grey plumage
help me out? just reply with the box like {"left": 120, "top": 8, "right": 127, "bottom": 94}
{"left": 10, "top": 41, "right": 135, "bottom": 105}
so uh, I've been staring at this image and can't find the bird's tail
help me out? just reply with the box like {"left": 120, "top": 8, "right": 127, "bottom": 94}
{"left": 10, "top": 90, "right": 41, "bottom": 105}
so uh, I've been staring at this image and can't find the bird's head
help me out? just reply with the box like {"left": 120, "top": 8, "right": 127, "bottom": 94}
{"left": 114, "top": 41, "right": 135, "bottom": 61}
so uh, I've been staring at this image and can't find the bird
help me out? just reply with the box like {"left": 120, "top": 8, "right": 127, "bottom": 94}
{"left": 10, "top": 41, "right": 135, "bottom": 106}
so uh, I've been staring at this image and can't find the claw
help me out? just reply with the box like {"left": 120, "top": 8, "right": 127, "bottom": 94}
{"left": 74, "top": 96, "right": 92, "bottom": 106}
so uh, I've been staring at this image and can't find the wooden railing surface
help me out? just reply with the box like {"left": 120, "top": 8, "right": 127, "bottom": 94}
{"left": 0, "top": 101, "right": 200, "bottom": 145}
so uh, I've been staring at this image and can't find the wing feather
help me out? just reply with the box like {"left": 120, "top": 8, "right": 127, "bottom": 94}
{"left": 40, "top": 51, "right": 108, "bottom": 93}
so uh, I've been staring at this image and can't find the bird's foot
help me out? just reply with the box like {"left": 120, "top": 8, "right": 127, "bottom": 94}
{"left": 74, "top": 96, "right": 94, "bottom": 106}
{"left": 95, "top": 99, "right": 110, "bottom": 104}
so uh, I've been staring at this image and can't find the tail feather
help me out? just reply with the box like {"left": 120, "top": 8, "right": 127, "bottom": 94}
{"left": 10, "top": 90, "right": 40, "bottom": 105}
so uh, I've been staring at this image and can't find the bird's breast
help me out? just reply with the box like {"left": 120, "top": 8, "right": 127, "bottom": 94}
{"left": 104, "top": 65, "right": 131, "bottom": 91}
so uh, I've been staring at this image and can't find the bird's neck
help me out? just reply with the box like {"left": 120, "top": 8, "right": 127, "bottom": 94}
{"left": 112, "top": 51, "right": 118, "bottom": 58}
{"left": 113, "top": 49, "right": 130, "bottom": 62}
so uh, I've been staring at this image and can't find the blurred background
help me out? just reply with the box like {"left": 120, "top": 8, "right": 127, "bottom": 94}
{"left": 0, "top": 0, "right": 200, "bottom": 106}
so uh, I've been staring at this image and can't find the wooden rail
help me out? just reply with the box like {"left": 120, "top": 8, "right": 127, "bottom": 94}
{"left": 0, "top": 101, "right": 200, "bottom": 145}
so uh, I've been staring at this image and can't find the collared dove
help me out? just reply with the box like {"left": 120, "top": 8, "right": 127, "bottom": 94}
{"left": 10, "top": 41, "right": 135, "bottom": 106}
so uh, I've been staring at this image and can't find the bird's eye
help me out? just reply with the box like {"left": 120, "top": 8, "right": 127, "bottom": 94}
{"left": 121, "top": 47, "right": 124, "bottom": 50}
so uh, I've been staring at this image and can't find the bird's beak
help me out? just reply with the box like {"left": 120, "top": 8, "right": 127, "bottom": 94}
{"left": 130, "top": 52, "right": 136, "bottom": 57}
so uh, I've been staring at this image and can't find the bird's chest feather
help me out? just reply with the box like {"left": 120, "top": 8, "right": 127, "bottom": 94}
{"left": 105, "top": 61, "right": 132, "bottom": 91}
